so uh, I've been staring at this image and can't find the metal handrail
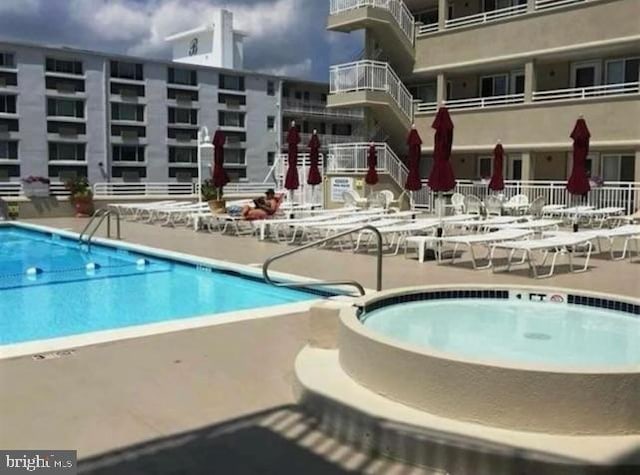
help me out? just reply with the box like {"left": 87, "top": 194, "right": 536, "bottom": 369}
{"left": 262, "top": 224, "right": 384, "bottom": 296}
{"left": 79, "top": 209, "right": 121, "bottom": 250}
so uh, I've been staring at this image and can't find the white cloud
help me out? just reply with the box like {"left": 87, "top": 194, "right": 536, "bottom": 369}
{"left": 69, "top": 0, "right": 149, "bottom": 41}
{"left": 0, "top": 0, "right": 40, "bottom": 14}
{"left": 262, "top": 58, "right": 312, "bottom": 78}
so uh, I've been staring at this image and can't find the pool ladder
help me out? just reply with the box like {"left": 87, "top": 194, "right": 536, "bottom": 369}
{"left": 78, "top": 209, "right": 121, "bottom": 250}
{"left": 262, "top": 225, "right": 383, "bottom": 297}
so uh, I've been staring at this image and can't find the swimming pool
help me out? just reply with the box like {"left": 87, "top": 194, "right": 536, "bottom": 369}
{"left": 0, "top": 224, "right": 324, "bottom": 349}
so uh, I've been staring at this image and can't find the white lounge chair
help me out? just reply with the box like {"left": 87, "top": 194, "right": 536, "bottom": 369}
{"left": 354, "top": 218, "right": 441, "bottom": 255}
{"left": 544, "top": 224, "right": 640, "bottom": 260}
{"left": 491, "top": 234, "right": 594, "bottom": 279}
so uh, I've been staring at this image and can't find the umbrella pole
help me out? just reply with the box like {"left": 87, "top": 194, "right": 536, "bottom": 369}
{"left": 437, "top": 191, "right": 444, "bottom": 238}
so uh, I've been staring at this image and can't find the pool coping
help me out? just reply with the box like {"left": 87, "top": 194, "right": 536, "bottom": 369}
{"left": 346, "top": 284, "right": 640, "bottom": 374}
{"left": 0, "top": 221, "right": 358, "bottom": 360}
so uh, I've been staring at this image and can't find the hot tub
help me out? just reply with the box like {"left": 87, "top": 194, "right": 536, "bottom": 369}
{"left": 338, "top": 286, "right": 640, "bottom": 435}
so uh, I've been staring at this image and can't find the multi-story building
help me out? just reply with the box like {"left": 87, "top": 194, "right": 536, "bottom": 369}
{"left": 0, "top": 9, "right": 362, "bottom": 189}
{"left": 327, "top": 0, "right": 640, "bottom": 187}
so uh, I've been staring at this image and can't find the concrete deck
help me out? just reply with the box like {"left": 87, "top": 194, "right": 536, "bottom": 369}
{"left": 1, "top": 218, "right": 638, "bottom": 473}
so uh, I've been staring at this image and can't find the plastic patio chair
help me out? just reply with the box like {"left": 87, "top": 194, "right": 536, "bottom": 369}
{"left": 450, "top": 193, "right": 465, "bottom": 214}
{"left": 527, "top": 196, "right": 546, "bottom": 219}
{"left": 464, "top": 195, "right": 483, "bottom": 215}
{"left": 484, "top": 195, "right": 503, "bottom": 216}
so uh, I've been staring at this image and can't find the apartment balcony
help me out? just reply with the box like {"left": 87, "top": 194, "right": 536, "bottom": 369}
{"left": 328, "top": 0, "right": 415, "bottom": 74}
{"left": 414, "top": 0, "right": 639, "bottom": 73}
{"left": 282, "top": 99, "right": 364, "bottom": 120}
{"left": 329, "top": 60, "right": 413, "bottom": 149}
{"left": 414, "top": 94, "right": 639, "bottom": 151}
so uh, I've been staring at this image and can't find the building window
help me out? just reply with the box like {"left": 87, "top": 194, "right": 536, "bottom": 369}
{"left": 321, "top": 93, "right": 327, "bottom": 103}
{"left": 332, "top": 123, "right": 352, "bottom": 136}
{"left": 267, "top": 80, "right": 276, "bottom": 96}
{"left": 169, "top": 146, "right": 197, "bottom": 164}
{"left": 111, "top": 103, "right": 144, "bottom": 122}
{"left": 48, "top": 142, "right": 86, "bottom": 162}
{"left": 414, "top": 8, "right": 438, "bottom": 24}
{"left": 218, "top": 111, "right": 245, "bottom": 128}
{"left": 219, "top": 74, "right": 245, "bottom": 91}
{"left": 112, "top": 145, "right": 145, "bottom": 162}
{"left": 480, "top": 74, "right": 508, "bottom": 97}
{"left": 295, "top": 91, "right": 302, "bottom": 100}
{"left": 267, "top": 116, "right": 275, "bottom": 131}
{"left": 45, "top": 58, "right": 83, "bottom": 75}
{"left": 47, "top": 98, "right": 84, "bottom": 118}
{"left": 0, "top": 140, "right": 18, "bottom": 160}
{"left": 110, "top": 61, "right": 143, "bottom": 80}
{"left": 168, "top": 107, "right": 198, "bottom": 125}
{"left": 225, "top": 149, "right": 246, "bottom": 165}
{"left": 218, "top": 93, "right": 246, "bottom": 106}
{"left": 168, "top": 67, "right": 197, "bottom": 86}
{"left": 0, "top": 95, "right": 16, "bottom": 114}
{"left": 605, "top": 58, "right": 640, "bottom": 85}
{"left": 477, "top": 156, "right": 493, "bottom": 179}
{"left": 267, "top": 152, "right": 275, "bottom": 166}
{"left": 0, "top": 52, "right": 15, "bottom": 68}
{"left": 601, "top": 154, "right": 635, "bottom": 182}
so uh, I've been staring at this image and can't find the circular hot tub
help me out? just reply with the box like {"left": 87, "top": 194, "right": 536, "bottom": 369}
{"left": 338, "top": 286, "right": 640, "bottom": 435}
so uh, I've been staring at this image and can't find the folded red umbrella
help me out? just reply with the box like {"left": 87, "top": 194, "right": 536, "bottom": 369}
{"left": 488, "top": 143, "right": 505, "bottom": 192}
{"left": 307, "top": 133, "right": 322, "bottom": 186}
{"left": 567, "top": 117, "right": 591, "bottom": 196}
{"left": 212, "top": 129, "right": 229, "bottom": 188}
{"left": 285, "top": 125, "right": 300, "bottom": 191}
{"left": 428, "top": 107, "right": 456, "bottom": 192}
{"left": 365, "top": 144, "right": 379, "bottom": 186}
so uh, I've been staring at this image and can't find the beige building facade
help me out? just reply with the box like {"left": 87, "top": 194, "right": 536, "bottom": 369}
{"left": 327, "top": 0, "right": 640, "bottom": 184}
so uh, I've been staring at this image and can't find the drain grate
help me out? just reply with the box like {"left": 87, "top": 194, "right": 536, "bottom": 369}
{"left": 32, "top": 349, "right": 76, "bottom": 361}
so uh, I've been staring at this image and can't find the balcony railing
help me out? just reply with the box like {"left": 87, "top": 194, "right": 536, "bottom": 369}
{"left": 445, "top": 3, "right": 528, "bottom": 30}
{"left": 329, "top": 0, "right": 415, "bottom": 45}
{"left": 282, "top": 133, "right": 368, "bottom": 146}
{"left": 282, "top": 99, "right": 364, "bottom": 119}
{"left": 414, "top": 101, "right": 438, "bottom": 114}
{"left": 417, "top": 22, "right": 438, "bottom": 36}
{"left": 0, "top": 182, "right": 70, "bottom": 197}
{"left": 444, "top": 93, "right": 525, "bottom": 111}
{"left": 532, "top": 82, "right": 640, "bottom": 103}
{"left": 330, "top": 60, "right": 414, "bottom": 122}
{"left": 535, "top": 0, "right": 589, "bottom": 11}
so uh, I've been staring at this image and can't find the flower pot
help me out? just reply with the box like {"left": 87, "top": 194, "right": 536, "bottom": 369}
{"left": 208, "top": 199, "right": 226, "bottom": 214}
{"left": 72, "top": 196, "right": 94, "bottom": 217}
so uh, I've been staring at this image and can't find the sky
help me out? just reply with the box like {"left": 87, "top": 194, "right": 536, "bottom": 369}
{"left": 0, "top": 0, "right": 364, "bottom": 81}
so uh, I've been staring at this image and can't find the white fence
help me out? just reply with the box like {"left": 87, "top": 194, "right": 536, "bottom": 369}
{"left": 330, "top": 61, "right": 414, "bottom": 122}
{"left": 282, "top": 100, "right": 364, "bottom": 119}
{"left": 532, "top": 82, "right": 640, "bottom": 103}
{"left": 445, "top": 93, "right": 525, "bottom": 111}
{"left": 275, "top": 153, "right": 325, "bottom": 206}
{"left": 445, "top": 3, "right": 528, "bottom": 29}
{"left": 535, "top": 0, "right": 590, "bottom": 11}
{"left": 329, "top": 0, "right": 415, "bottom": 44}
{"left": 412, "top": 179, "right": 640, "bottom": 215}
{"left": 0, "top": 182, "right": 70, "bottom": 197}
{"left": 417, "top": 22, "right": 438, "bottom": 36}
{"left": 281, "top": 133, "right": 368, "bottom": 147}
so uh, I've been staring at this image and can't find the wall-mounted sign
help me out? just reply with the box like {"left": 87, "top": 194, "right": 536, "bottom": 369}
{"left": 188, "top": 38, "right": 199, "bottom": 56}
{"left": 330, "top": 177, "right": 354, "bottom": 202}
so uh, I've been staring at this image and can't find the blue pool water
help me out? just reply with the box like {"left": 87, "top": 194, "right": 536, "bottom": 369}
{"left": 0, "top": 226, "right": 321, "bottom": 345}
{"left": 363, "top": 299, "right": 640, "bottom": 368}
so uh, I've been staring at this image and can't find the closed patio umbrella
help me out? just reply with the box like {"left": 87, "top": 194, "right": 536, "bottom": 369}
{"left": 285, "top": 122, "right": 300, "bottom": 193}
{"left": 405, "top": 127, "right": 422, "bottom": 191}
{"left": 567, "top": 116, "right": 591, "bottom": 231}
{"left": 428, "top": 107, "right": 456, "bottom": 236}
{"left": 489, "top": 142, "right": 505, "bottom": 192}
{"left": 307, "top": 131, "right": 322, "bottom": 205}
{"left": 212, "top": 129, "right": 229, "bottom": 199}
{"left": 365, "top": 143, "right": 379, "bottom": 186}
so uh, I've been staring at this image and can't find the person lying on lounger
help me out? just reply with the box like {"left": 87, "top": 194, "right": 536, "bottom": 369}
{"left": 240, "top": 189, "right": 282, "bottom": 220}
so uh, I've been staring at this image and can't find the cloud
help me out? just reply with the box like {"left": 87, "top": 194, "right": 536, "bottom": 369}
{"left": 0, "top": 0, "right": 40, "bottom": 14}
{"left": 262, "top": 58, "right": 313, "bottom": 78}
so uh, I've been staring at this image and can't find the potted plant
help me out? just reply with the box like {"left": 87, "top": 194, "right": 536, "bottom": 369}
{"left": 65, "top": 176, "right": 94, "bottom": 217}
{"left": 21, "top": 176, "right": 51, "bottom": 198}
{"left": 201, "top": 179, "right": 226, "bottom": 213}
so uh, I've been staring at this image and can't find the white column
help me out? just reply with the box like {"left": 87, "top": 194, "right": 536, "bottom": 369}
{"left": 524, "top": 60, "right": 536, "bottom": 102}
{"left": 436, "top": 73, "right": 446, "bottom": 105}
{"left": 438, "top": 0, "right": 448, "bottom": 29}
{"left": 521, "top": 151, "right": 533, "bottom": 181}
{"left": 527, "top": 0, "right": 536, "bottom": 13}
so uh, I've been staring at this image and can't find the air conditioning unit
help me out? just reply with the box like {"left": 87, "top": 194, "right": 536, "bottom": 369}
{"left": 56, "top": 82, "right": 76, "bottom": 94}
{"left": 59, "top": 170, "right": 79, "bottom": 181}
{"left": 59, "top": 127, "right": 78, "bottom": 137}
{"left": 0, "top": 78, "right": 6, "bottom": 88}
{"left": 121, "top": 130, "right": 139, "bottom": 141}
{"left": 175, "top": 133, "right": 193, "bottom": 142}
{"left": 176, "top": 94, "right": 192, "bottom": 104}
{"left": 0, "top": 124, "right": 9, "bottom": 133}
{"left": 175, "top": 171, "right": 193, "bottom": 183}
{"left": 120, "top": 88, "right": 137, "bottom": 99}
{"left": 122, "top": 171, "right": 141, "bottom": 183}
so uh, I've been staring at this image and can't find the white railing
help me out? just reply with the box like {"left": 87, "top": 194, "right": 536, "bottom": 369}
{"left": 532, "top": 82, "right": 640, "bottom": 103}
{"left": 535, "top": 0, "right": 589, "bottom": 11}
{"left": 330, "top": 60, "right": 414, "bottom": 122}
{"left": 275, "top": 153, "right": 325, "bottom": 205}
{"left": 329, "top": 0, "right": 415, "bottom": 44}
{"left": 282, "top": 100, "right": 365, "bottom": 119}
{"left": 444, "top": 93, "right": 525, "bottom": 111}
{"left": 0, "top": 181, "right": 70, "bottom": 197}
{"left": 282, "top": 133, "right": 368, "bottom": 146}
{"left": 412, "top": 179, "right": 640, "bottom": 215}
{"left": 93, "top": 182, "right": 196, "bottom": 196}
{"left": 327, "top": 142, "right": 412, "bottom": 200}
{"left": 414, "top": 101, "right": 438, "bottom": 114}
{"left": 445, "top": 3, "right": 528, "bottom": 30}
{"left": 417, "top": 22, "right": 439, "bottom": 36}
